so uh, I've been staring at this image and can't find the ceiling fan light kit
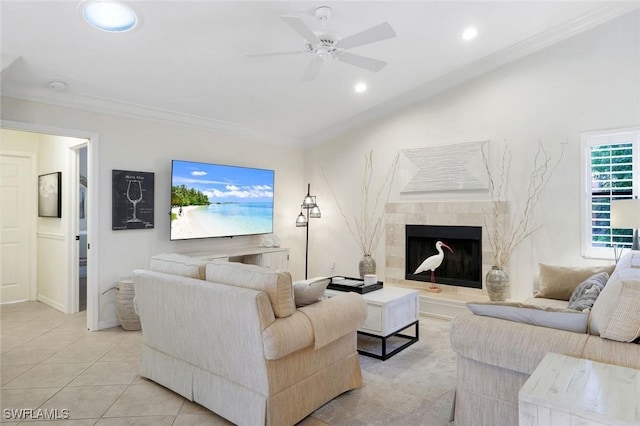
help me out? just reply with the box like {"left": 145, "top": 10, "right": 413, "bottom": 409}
{"left": 247, "top": 6, "right": 396, "bottom": 82}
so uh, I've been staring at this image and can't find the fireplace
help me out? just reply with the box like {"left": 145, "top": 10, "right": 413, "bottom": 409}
{"left": 405, "top": 224, "right": 482, "bottom": 289}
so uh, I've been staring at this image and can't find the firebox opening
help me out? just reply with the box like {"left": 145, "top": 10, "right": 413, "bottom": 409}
{"left": 406, "top": 225, "right": 482, "bottom": 289}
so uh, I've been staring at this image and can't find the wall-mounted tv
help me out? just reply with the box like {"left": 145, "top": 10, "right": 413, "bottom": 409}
{"left": 170, "top": 160, "right": 274, "bottom": 240}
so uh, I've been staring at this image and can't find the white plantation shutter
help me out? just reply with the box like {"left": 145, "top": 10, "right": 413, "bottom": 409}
{"left": 590, "top": 144, "right": 633, "bottom": 247}
{"left": 582, "top": 128, "right": 640, "bottom": 259}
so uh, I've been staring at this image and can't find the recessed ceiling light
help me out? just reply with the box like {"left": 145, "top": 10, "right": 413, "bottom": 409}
{"left": 355, "top": 82, "right": 367, "bottom": 93}
{"left": 462, "top": 27, "right": 478, "bottom": 41}
{"left": 83, "top": 1, "right": 137, "bottom": 32}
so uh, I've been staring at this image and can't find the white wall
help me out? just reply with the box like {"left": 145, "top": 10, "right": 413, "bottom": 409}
{"left": 304, "top": 11, "right": 640, "bottom": 300}
{"left": 1, "top": 129, "right": 39, "bottom": 152}
{"left": 1, "top": 101, "right": 306, "bottom": 327}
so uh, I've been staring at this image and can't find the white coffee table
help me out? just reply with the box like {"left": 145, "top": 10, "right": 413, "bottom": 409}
{"left": 326, "top": 286, "right": 420, "bottom": 360}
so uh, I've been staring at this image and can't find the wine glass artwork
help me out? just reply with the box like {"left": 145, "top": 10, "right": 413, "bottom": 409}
{"left": 112, "top": 170, "right": 154, "bottom": 231}
{"left": 126, "top": 180, "right": 143, "bottom": 223}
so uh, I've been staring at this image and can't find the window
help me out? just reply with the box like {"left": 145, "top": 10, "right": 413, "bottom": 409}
{"left": 581, "top": 127, "right": 640, "bottom": 258}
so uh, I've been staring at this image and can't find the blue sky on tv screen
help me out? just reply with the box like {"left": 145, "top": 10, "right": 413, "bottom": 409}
{"left": 172, "top": 160, "right": 274, "bottom": 203}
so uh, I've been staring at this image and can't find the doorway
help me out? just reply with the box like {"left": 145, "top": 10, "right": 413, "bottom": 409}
{"left": 1, "top": 121, "right": 99, "bottom": 330}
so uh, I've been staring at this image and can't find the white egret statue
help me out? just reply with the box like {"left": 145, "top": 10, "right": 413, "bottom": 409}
{"left": 414, "top": 241, "right": 454, "bottom": 290}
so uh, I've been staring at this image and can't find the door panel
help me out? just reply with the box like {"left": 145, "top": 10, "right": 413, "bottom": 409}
{"left": 1, "top": 155, "right": 32, "bottom": 303}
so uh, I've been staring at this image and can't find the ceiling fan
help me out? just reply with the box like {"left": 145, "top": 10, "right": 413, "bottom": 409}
{"left": 247, "top": 6, "right": 396, "bottom": 81}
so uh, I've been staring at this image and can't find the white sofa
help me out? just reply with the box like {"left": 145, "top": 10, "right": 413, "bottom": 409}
{"left": 450, "top": 251, "right": 640, "bottom": 426}
{"left": 133, "top": 255, "right": 367, "bottom": 426}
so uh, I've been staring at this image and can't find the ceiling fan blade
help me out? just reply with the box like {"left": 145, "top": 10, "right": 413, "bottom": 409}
{"left": 281, "top": 16, "right": 320, "bottom": 44}
{"left": 301, "top": 56, "right": 324, "bottom": 82}
{"left": 337, "top": 22, "right": 396, "bottom": 50}
{"left": 336, "top": 52, "right": 387, "bottom": 72}
{"left": 246, "top": 50, "right": 307, "bottom": 58}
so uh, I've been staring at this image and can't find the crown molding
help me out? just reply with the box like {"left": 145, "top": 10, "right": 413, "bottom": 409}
{"left": 303, "top": 3, "right": 639, "bottom": 146}
{"left": 1, "top": 84, "right": 303, "bottom": 148}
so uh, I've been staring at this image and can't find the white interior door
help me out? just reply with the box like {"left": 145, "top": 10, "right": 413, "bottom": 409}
{"left": 1, "top": 153, "right": 34, "bottom": 303}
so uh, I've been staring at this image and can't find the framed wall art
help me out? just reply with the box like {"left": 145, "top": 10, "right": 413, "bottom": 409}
{"left": 112, "top": 169, "right": 154, "bottom": 230}
{"left": 38, "top": 172, "right": 62, "bottom": 218}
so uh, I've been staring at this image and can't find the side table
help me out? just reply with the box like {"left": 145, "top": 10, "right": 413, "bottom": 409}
{"left": 326, "top": 286, "right": 420, "bottom": 360}
{"left": 519, "top": 352, "right": 640, "bottom": 426}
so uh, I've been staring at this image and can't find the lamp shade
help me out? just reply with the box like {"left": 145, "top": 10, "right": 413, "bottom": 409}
{"left": 611, "top": 199, "right": 640, "bottom": 228}
{"left": 296, "top": 210, "right": 307, "bottom": 227}
{"left": 309, "top": 205, "right": 321, "bottom": 218}
{"left": 303, "top": 194, "right": 315, "bottom": 208}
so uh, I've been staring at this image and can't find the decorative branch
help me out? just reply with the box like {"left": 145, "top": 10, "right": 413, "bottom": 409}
{"left": 481, "top": 140, "right": 565, "bottom": 268}
{"left": 323, "top": 150, "right": 399, "bottom": 256}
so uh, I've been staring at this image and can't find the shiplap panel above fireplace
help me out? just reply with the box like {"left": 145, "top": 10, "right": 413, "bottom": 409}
{"left": 398, "top": 140, "right": 489, "bottom": 193}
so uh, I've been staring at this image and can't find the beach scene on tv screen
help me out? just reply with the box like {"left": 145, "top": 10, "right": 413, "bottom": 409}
{"left": 171, "top": 161, "right": 274, "bottom": 240}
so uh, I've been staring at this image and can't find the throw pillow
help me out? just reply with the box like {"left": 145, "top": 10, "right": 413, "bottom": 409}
{"left": 467, "top": 301, "right": 589, "bottom": 333}
{"left": 293, "top": 277, "right": 331, "bottom": 307}
{"left": 589, "top": 268, "right": 640, "bottom": 342}
{"left": 567, "top": 272, "right": 609, "bottom": 312}
{"left": 615, "top": 250, "right": 640, "bottom": 269}
{"left": 535, "top": 263, "right": 615, "bottom": 301}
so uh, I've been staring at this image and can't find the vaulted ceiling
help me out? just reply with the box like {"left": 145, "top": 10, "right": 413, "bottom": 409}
{"left": 1, "top": 1, "right": 637, "bottom": 146}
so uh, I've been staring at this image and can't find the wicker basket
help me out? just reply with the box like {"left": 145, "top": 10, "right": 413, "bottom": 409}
{"left": 114, "top": 279, "right": 141, "bottom": 331}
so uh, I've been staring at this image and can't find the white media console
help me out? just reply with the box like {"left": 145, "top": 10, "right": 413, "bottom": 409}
{"left": 187, "top": 246, "right": 290, "bottom": 271}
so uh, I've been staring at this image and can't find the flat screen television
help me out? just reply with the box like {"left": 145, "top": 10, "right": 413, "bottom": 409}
{"left": 170, "top": 160, "right": 274, "bottom": 240}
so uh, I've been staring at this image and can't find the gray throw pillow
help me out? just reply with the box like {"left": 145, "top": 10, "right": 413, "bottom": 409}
{"left": 567, "top": 272, "right": 609, "bottom": 312}
{"left": 466, "top": 301, "right": 589, "bottom": 333}
{"left": 293, "top": 277, "right": 330, "bottom": 307}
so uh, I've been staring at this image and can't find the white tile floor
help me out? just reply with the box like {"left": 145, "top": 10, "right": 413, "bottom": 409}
{"left": 0, "top": 302, "right": 327, "bottom": 425}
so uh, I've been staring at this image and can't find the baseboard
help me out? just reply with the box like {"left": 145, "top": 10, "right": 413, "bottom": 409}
{"left": 37, "top": 295, "right": 67, "bottom": 313}
{"left": 98, "top": 318, "right": 121, "bottom": 330}
{"left": 419, "top": 295, "right": 469, "bottom": 320}
{"left": 0, "top": 299, "right": 30, "bottom": 305}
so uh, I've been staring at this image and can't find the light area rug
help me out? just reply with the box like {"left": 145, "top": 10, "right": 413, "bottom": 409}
{"left": 310, "top": 316, "right": 456, "bottom": 426}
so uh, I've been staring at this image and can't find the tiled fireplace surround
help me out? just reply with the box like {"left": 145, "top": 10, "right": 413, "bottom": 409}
{"left": 385, "top": 201, "right": 508, "bottom": 319}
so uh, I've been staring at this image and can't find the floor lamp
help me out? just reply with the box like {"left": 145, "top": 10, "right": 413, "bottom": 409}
{"left": 296, "top": 183, "right": 321, "bottom": 279}
{"left": 610, "top": 198, "right": 640, "bottom": 251}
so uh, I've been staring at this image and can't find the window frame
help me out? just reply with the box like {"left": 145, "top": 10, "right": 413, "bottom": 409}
{"left": 581, "top": 127, "right": 640, "bottom": 259}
